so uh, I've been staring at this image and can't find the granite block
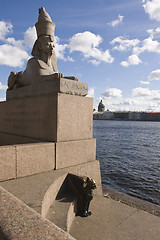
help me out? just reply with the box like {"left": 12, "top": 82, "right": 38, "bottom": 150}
{"left": 56, "top": 138, "right": 96, "bottom": 169}
{"left": 0, "top": 131, "right": 42, "bottom": 146}
{"left": 16, "top": 142, "right": 55, "bottom": 178}
{"left": 0, "top": 94, "right": 93, "bottom": 142}
{"left": 6, "top": 78, "right": 88, "bottom": 100}
{"left": 57, "top": 94, "right": 93, "bottom": 141}
{"left": 0, "top": 95, "right": 57, "bottom": 141}
{"left": 0, "top": 146, "right": 16, "bottom": 181}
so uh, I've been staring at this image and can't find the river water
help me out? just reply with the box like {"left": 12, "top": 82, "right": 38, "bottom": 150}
{"left": 93, "top": 120, "right": 160, "bottom": 206}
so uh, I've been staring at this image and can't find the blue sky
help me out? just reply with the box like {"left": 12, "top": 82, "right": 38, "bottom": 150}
{"left": 0, "top": 0, "right": 160, "bottom": 111}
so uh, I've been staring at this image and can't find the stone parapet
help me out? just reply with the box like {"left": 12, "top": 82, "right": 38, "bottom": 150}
{"left": 6, "top": 78, "right": 88, "bottom": 100}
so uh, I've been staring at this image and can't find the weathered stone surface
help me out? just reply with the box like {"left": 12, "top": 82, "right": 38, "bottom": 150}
{"left": 0, "top": 161, "right": 102, "bottom": 213}
{"left": 57, "top": 94, "right": 93, "bottom": 142}
{"left": 0, "top": 186, "right": 75, "bottom": 240}
{"left": 56, "top": 139, "right": 96, "bottom": 169}
{"left": 0, "top": 94, "right": 93, "bottom": 142}
{"left": 0, "top": 145, "right": 16, "bottom": 181}
{"left": 6, "top": 78, "right": 88, "bottom": 100}
{"left": 0, "top": 131, "right": 42, "bottom": 146}
{"left": 16, "top": 142, "right": 55, "bottom": 178}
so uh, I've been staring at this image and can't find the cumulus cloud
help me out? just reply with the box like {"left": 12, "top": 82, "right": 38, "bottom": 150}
{"left": 0, "top": 20, "right": 32, "bottom": 67}
{"left": 110, "top": 36, "right": 140, "bottom": 51}
{"left": 24, "top": 26, "right": 37, "bottom": 49}
{"left": 147, "top": 27, "right": 160, "bottom": 39}
{"left": 121, "top": 54, "right": 142, "bottom": 67}
{"left": 142, "top": 0, "right": 160, "bottom": 21}
{"left": 108, "top": 15, "right": 124, "bottom": 27}
{"left": 99, "top": 87, "right": 160, "bottom": 111}
{"left": 87, "top": 87, "right": 95, "bottom": 98}
{"left": 0, "top": 21, "right": 13, "bottom": 40}
{"left": 132, "top": 87, "right": 151, "bottom": 96}
{"left": 69, "top": 31, "right": 114, "bottom": 64}
{"left": 102, "top": 88, "right": 122, "bottom": 98}
{"left": 139, "top": 37, "right": 160, "bottom": 53}
{"left": 0, "top": 82, "right": 7, "bottom": 90}
{"left": 111, "top": 31, "right": 160, "bottom": 67}
{"left": 0, "top": 44, "right": 29, "bottom": 67}
{"left": 148, "top": 69, "right": 160, "bottom": 81}
{"left": 54, "top": 36, "right": 73, "bottom": 61}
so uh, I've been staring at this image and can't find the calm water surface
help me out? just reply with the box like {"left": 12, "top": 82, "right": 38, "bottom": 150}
{"left": 93, "top": 120, "right": 160, "bottom": 206}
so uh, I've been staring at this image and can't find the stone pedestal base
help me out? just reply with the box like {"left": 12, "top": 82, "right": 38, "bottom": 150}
{"left": 0, "top": 93, "right": 93, "bottom": 142}
{"left": 0, "top": 139, "right": 96, "bottom": 181}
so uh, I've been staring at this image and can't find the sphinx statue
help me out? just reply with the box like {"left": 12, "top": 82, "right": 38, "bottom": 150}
{"left": 8, "top": 7, "right": 77, "bottom": 90}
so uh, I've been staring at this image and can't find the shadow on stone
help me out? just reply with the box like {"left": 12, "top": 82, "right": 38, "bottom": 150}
{"left": 56, "top": 173, "right": 96, "bottom": 217}
{"left": 0, "top": 227, "right": 10, "bottom": 240}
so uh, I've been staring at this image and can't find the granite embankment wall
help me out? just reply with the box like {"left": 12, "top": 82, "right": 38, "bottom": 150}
{"left": 93, "top": 111, "right": 160, "bottom": 121}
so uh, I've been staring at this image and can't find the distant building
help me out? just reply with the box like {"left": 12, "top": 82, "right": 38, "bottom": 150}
{"left": 98, "top": 100, "right": 105, "bottom": 112}
{"left": 114, "top": 111, "right": 129, "bottom": 120}
{"left": 93, "top": 111, "right": 114, "bottom": 120}
{"left": 128, "top": 112, "right": 141, "bottom": 121}
{"left": 147, "top": 112, "right": 160, "bottom": 121}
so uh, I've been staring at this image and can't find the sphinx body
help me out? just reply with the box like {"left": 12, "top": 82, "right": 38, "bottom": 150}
{"left": 8, "top": 7, "right": 69, "bottom": 90}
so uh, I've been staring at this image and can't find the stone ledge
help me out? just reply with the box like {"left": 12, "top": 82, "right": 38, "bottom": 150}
{"left": 6, "top": 78, "right": 88, "bottom": 100}
{"left": 0, "top": 145, "right": 16, "bottom": 181}
{"left": 0, "top": 142, "right": 55, "bottom": 181}
{"left": 56, "top": 138, "right": 96, "bottom": 169}
{"left": 0, "top": 186, "right": 75, "bottom": 240}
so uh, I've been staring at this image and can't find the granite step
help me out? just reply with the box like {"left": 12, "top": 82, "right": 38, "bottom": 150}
{"left": 46, "top": 194, "right": 77, "bottom": 231}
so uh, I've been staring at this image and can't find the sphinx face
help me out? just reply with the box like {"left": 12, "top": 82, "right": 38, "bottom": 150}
{"left": 39, "top": 35, "right": 55, "bottom": 56}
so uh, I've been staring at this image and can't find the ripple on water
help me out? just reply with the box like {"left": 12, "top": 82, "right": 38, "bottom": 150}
{"left": 93, "top": 120, "right": 160, "bottom": 206}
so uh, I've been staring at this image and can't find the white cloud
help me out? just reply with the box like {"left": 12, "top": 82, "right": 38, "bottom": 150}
{"left": 0, "top": 82, "right": 7, "bottom": 90}
{"left": 140, "top": 80, "right": 150, "bottom": 85}
{"left": 0, "top": 44, "right": 29, "bottom": 67}
{"left": 0, "top": 20, "right": 32, "bottom": 67}
{"left": 24, "top": 26, "right": 37, "bottom": 49}
{"left": 139, "top": 37, "right": 160, "bottom": 53}
{"left": 6, "top": 37, "right": 24, "bottom": 49}
{"left": 147, "top": 27, "right": 160, "bottom": 39}
{"left": 54, "top": 36, "right": 73, "bottom": 61}
{"left": 69, "top": 31, "right": 114, "bottom": 64}
{"left": 87, "top": 87, "right": 95, "bottom": 98}
{"left": 108, "top": 15, "right": 124, "bottom": 27}
{"left": 111, "top": 36, "right": 140, "bottom": 51}
{"left": 99, "top": 87, "right": 160, "bottom": 111}
{"left": 132, "top": 87, "right": 151, "bottom": 96}
{"left": 148, "top": 69, "right": 160, "bottom": 81}
{"left": 0, "top": 21, "right": 13, "bottom": 40}
{"left": 102, "top": 88, "right": 122, "bottom": 98}
{"left": 142, "top": 0, "right": 160, "bottom": 21}
{"left": 121, "top": 54, "right": 142, "bottom": 67}
{"left": 111, "top": 34, "right": 160, "bottom": 67}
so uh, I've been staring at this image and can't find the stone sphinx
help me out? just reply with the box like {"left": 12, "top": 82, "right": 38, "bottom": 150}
{"left": 8, "top": 7, "right": 77, "bottom": 90}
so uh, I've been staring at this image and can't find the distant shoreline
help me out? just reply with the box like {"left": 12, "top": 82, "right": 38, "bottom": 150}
{"left": 93, "top": 111, "right": 160, "bottom": 122}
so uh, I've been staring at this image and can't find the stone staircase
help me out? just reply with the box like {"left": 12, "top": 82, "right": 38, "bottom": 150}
{"left": 46, "top": 194, "right": 76, "bottom": 231}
